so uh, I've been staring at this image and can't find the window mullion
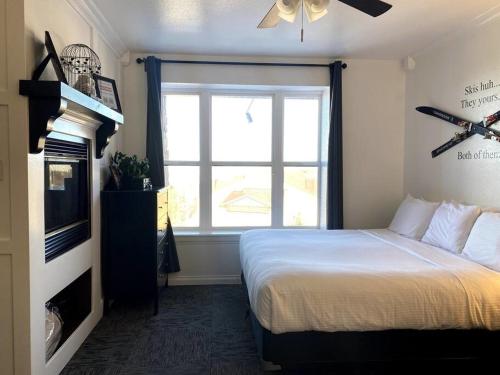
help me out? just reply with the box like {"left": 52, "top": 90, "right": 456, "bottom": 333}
{"left": 199, "top": 92, "right": 211, "bottom": 232}
{"left": 317, "top": 93, "right": 325, "bottom": 229}
{"left": 282, "top": 162, "right": 318, "bottom": 167}
{"left": 211, "top": 161, "right": 272, "bottom": 167}
{"left": 272, "top": 92, "right": 284, "bottom": 228}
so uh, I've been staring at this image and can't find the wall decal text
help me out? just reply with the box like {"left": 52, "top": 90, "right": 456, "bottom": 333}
{"left": 461, "top": 79, "right": 500, "bottom": 110}
{"left": 457, "top": 149, "right": 500, "bottom": 160}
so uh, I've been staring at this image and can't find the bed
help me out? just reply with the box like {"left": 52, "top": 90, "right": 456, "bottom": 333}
{"left": 240, "top": 228, "right": 500, "bottom": 368}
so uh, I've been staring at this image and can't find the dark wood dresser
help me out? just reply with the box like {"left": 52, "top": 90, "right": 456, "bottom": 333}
{"left": 101, "top": 187, "right": 168, "bottom": 315}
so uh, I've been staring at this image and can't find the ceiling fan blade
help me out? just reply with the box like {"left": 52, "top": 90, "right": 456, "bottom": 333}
{"left": 277, "top": 0, "right": 301, "bottom": 23}
{"left": 337, "top": 0, "right": 392, "bottom": 17}
{"left": 307, "top": 0, "right": 330, "bottom": 13}
{"left": 258, "top": 3, "right": 281, "bottom": 28}
{"left": 304, "top": 0, "right": 329, "bottom": 22}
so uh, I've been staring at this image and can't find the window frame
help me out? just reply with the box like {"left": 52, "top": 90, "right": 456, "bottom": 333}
{"left": 162, "top": 85, "right": 325, "bottom": 233}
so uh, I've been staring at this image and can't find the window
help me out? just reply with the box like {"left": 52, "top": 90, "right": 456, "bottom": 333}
{"left": 283, "top": 98, "right": 320, "bottom": 227}
{"left": 163, "top": 87, "right": 325, "bottom": 232}
{"left": 164, "top": 94, "right": 200, "bottom": 227}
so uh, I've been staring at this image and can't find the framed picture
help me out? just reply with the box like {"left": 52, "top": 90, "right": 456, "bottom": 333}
{"left": 32, "top": 31, "right": 68, "bottom": 83}
{"left": 93, "top": 74, "right": 122, "bottom": 113}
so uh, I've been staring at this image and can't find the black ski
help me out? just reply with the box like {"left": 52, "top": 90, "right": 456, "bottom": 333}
{"left": 431, "top": 131, "right": 471, "bottom": 158}
{"left": 416, "top": 106, "right": 500, "bottom": 158}
{"left": 416, "top": 106, "right": 472, "bottom": 129}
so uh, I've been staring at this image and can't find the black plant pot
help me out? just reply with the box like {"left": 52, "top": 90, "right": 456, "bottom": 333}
{"left": 121, "top": 177, "right": 151, "bottom": 190}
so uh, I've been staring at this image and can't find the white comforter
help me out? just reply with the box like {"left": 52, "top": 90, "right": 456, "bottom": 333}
{"left": 240, "top": 229, "right": 500, "bottom": 334}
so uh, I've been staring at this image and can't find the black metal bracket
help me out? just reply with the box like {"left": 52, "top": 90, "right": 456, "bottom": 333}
{"left": 26, "top": 96, "right": 67, "bottom": 154}
{"left": 96, "top": 121, "right": 119, "bottom": 159}
{"left": 19, "top": 80, "right": 124, "bottom": 158}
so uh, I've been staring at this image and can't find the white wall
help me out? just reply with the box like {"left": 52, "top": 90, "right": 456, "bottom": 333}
{"left": 342, "top": 59, "right": 406, "bottom": 229}
{"left": 405, "top": 15, "right": 500, "bottom": 207}
{"left": 121, "top": 54, "right": 406, "bottom": 285}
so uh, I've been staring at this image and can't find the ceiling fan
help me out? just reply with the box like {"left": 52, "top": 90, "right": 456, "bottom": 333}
{"left": 258, "top": 0, "right": 392, "bottom": 41}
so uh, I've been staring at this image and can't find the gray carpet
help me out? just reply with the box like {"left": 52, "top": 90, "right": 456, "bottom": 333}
{"left": 59, "top": 285, "right": 483, "bottom": 375}
{"left": 61, "top": 285, "right": 266, "bottom": 375}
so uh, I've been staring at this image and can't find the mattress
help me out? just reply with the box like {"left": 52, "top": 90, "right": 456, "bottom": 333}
{"left": 240, "top": 229, "right": 500, "bottom": 334}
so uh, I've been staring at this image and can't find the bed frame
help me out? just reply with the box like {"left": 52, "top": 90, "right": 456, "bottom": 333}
{"left": 242, "top": 274, "right": 500, "bottom": 370}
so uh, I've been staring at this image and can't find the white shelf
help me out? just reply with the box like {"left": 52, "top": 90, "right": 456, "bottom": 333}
{"left": 43, "top": 241, "right": 93, "bottom": 302}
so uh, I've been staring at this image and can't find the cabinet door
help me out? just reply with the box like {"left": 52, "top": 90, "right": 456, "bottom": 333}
{"left": 104, "top": 192, "right": 156, "bottom": 298}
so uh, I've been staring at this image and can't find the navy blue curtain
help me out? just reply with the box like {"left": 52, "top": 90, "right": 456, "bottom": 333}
{"left": 326, "top": 61, "right": 344, "bottom": 230}
{"left": 145, "top": 56, "right": 180, "bottom": 274}
{"left": 144, "top": 56, "right": 165, "bottom": 188}
{"left": 160, "top": 217, "right": 180, "bottom": 274}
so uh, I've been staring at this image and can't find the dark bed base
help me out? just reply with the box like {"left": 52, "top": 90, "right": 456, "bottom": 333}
{"left": 242, "top": 274, "right": 500, "bottom": 369}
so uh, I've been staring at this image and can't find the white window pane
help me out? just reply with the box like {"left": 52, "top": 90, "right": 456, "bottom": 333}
{"left": 212, "top": 167, "right": 271, "bottom": 227}
{"left": 212, "top": 96, "right": 272, "bottom": 162}
{"left": 283, "top": 98, "right": 319, "bottom": 162}
{"left": 284, "top": 167, "right": 318, "bottom": 226}
{"left": 164, "top": 94, "right": 200, "bottom": 161}
{"left": 165, "top": 166, "right": 199, "bottom": 227}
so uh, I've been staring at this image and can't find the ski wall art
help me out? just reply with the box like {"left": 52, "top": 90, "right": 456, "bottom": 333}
{"left": 416, "top": 106, "right": 500, "bottom": 158}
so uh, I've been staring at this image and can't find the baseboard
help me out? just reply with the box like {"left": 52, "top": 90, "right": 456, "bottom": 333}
{"left": 168, "top": 275, "right": 241, "bottom": 286}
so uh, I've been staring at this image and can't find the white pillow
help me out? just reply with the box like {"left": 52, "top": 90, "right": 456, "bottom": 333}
{"left": 388, "top": 195, "right": 440, "bottom": 240}
{"left": 462, "top": 212, "right": 500, "bottom": 271}
{"left": 421, "top": 201, "right": 481, "bottom": 253}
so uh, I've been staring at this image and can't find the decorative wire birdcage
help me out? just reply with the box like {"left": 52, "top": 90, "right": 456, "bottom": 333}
{"left": 60, "top": 44, "right": 102, "bottom": 96}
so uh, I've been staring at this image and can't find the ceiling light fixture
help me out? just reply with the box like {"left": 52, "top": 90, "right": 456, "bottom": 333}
{"left": 274, "top": 0, "right": 330, "bottom": 24}
{"left": 258, "top": 0, "right": 392, "bottom": 42}
{"left": 271, "top": 0, "right": 330, "bottom": 42}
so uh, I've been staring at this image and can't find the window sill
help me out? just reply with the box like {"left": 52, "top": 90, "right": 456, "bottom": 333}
{"left": 173, "top": 227, "right": 322, "bottom": 243}
{"left": 174, "top": 230, "right": 243, "bottom": 236}
{"left": 173, "top": 231, "right": 242, "bottom": 243}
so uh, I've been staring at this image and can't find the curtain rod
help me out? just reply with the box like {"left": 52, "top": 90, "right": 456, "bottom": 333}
{"left": 135, "top": 57, "right": 347, "bottom": 69}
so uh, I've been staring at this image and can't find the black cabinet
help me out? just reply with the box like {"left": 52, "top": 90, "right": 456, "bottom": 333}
{"left": 101, "top": 188, "right": 168, "bottom": 315}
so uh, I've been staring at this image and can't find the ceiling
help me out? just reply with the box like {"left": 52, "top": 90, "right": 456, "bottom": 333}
{"left": 91, "top": 0, "right": 500, "bottom": 59}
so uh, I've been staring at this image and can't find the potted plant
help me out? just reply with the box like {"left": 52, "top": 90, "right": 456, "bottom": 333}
{"left": 110, "top": 152, "right": 151, "bottom": 190}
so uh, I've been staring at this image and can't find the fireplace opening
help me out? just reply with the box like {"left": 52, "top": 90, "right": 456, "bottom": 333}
{"left": 46, "top": 268, "right": 92, "bottom": 361}
{"left": 44, "top": 132, "right": 90, "bottom": 262}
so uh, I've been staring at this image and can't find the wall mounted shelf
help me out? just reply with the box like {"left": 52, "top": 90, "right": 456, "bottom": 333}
{"left": 19, "top": 80, "right": 124, "bottom": 158}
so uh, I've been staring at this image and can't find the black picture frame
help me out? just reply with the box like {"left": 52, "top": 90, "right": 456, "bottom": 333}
{"left": 93, "top": 74, "right": 122, "bottom": 113}
{"left": 44, "top": 31, "right": 67, "bottom": 83}
{"left": 32, "top": 31, "right": 68, "bottom": 83}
